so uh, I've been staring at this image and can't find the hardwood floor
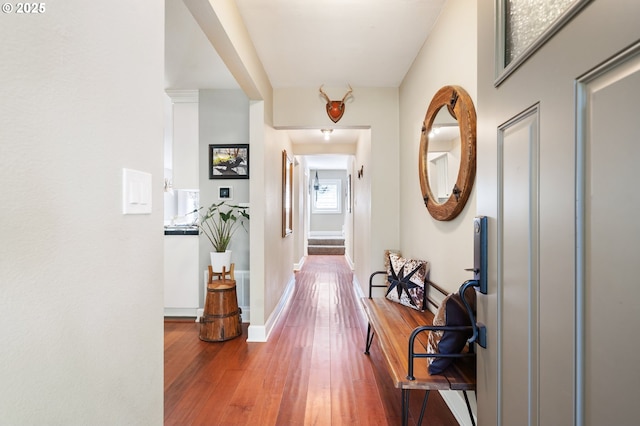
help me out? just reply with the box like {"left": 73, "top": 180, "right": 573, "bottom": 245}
{"left": 164, "top": 255, "right": 458, "bottom": 425}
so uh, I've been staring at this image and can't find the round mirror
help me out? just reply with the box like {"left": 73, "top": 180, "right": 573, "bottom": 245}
{"left": 418, "top": 85, "right": 476, "bottom": 221}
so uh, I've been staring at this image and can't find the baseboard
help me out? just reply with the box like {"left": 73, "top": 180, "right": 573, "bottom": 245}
{"left": 293, "top": 255, "right": 306, "bottom": 271}
{"left": 345, "top": 252, "right": 355, "bottom": 270}
{"left": 246, "top": 272, "right": 296, "bottom": 342}
{"left": 308, "top": 230, "right": 344, "bottom": 237}
{"left": 164, "top": 307, "right": 198, "bottom": 317}
{"left": 352, "top": 274, "right": 365, "bottom": 299}
{"left": 440, "top": 390, "right": 476, "bottom": 426}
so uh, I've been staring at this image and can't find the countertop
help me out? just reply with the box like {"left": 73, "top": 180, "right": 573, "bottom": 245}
{"left": 164, "top": 226, "right": 199, "bottom": 236}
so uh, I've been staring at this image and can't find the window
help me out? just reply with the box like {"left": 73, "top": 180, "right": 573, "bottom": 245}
{"left": 312, "top": 178, "right": 342, "bottom": 214}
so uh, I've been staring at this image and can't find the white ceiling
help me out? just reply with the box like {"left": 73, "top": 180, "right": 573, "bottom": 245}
{"left": 235, "top": 0, "right": 446, "bottom": 88}
{"left": 165, "top": 0, "right": 447, "bottom": 169}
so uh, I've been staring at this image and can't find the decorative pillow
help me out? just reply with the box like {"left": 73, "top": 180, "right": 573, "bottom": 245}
{"left": 385, "top": 254, "right": 429, "bottom": 311}
{"left": 426, "top": 286, "right": 476, "bottom": 375}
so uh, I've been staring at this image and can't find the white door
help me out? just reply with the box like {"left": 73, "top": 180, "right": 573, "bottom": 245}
{"left": 477, "top": 2, "right": 640, "bottom": 425}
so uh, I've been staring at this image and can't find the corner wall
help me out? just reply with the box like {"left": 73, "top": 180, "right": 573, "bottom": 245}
{"left": 0, "top": 2, "right": 164, "bottom": 423}
{"left": 198, "top": 89, "right": 250, "bottom": 308}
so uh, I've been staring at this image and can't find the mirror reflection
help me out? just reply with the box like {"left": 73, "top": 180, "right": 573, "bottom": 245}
{"left": 427, "top": 106, "right": 460, "bottom": 204}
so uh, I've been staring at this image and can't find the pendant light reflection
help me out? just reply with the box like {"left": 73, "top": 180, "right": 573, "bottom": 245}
{"left": 321, "top": 128, "right": 333, "bottom": 141}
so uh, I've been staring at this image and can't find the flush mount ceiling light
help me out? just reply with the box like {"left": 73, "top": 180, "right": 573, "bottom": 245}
{"left": 428, "top": 126, "right": 441, "bottom": 138}
{"left": 321, "top": 129, "right": 333, "bottom": 141}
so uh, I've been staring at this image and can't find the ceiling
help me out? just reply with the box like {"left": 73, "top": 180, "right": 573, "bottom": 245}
{"left": 165, "top": 0, "right": 447, "bottom": 169}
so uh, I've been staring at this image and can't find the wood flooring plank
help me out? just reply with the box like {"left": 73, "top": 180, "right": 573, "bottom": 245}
{"left": 164, "top": 255, "right": 459, "bottom": 425}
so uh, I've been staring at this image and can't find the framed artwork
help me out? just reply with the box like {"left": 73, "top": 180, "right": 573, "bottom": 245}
{"left": 209, "top": 144, "right": 249, "bottom": 179}
{"left": 346, "top": 173, "right": 352, "bottom": 213}
{"left": 282, "top": 150, "right": 293, "bottom": 237}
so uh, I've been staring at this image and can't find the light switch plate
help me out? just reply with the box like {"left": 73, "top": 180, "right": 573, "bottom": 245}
{"left": 122, "top": 168, "right": 152, "bottom": 214}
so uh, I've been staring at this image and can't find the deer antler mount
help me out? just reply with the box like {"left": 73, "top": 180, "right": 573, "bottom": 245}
{"left": 319, "top": 84, "right": 353, "bottom": 123}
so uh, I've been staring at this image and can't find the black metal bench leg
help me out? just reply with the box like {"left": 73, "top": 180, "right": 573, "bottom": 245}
{"left": 463, "top": 390, "right": 476, "bottom": 426}
{"left": 417, "top": 390, "right": 430, "bottom": 425}
{"left": 402, "top": 389, "right": 410, "bottom": 426}
{"left": 364, "top": 323, "right": 375, "bottom": 355}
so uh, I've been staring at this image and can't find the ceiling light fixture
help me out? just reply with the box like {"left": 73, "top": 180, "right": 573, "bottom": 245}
{"left": 321, "top": 128, "right": 333, "bottom": 141}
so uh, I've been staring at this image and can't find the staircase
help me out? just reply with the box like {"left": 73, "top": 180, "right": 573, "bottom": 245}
{"left": 307, "top": 237, "right": 345, "bottom": 255}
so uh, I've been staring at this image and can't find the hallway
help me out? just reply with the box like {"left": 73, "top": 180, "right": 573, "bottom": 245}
{"left": 164, "top": 255, "right": 457, "bottom": 425}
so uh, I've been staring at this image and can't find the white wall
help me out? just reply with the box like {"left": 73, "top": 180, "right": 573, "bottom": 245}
{"left": 254, "top": 125, "right": 295, "bottom": 331}
{"left": 399, "top": 0, "right": 478, "bottom": 293}
{"left": 198, "top": 89, "right": 250, "bottom": 307}
{"left": 0, "top": 2, "right": 164, "bottom": 423}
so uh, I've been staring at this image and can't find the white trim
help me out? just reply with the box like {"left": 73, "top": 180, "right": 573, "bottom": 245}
{"left": 352, "top": 274, "right": 365, "bottom": 299}
{"left": 164, "top": 307, "right": 198, "bottom": 318}
{"left": 345, "top": 252, "right": 355, "bottom": 270}
{"left": 308, "top": 230, "right": 344, "bottom": 238}
{"left": 441, "top": 391, "right": 477, "bottom": 426}
{"left": 293, "top": 255, "right": 306, "bottom": 271}
{"left": 246, "top": 273, "right": 296, "bottom": 342}
{"left": 165, "top": 89, "right": 199, "bottom": 103}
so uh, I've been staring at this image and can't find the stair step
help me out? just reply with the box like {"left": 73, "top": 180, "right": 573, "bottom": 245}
{"left": 308, "top": 238, "right": 344, "bottom": 246}
{"left": 307, "top": 245, "right": 345, "bottom": 255}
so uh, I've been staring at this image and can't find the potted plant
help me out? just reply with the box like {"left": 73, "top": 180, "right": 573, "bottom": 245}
{"left": 197, "top": 201, "right": 250, "bottom": 272}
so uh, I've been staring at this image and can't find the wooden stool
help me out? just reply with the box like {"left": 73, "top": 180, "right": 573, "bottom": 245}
{"left": 199, "top": 278, "right": 242, "bottom": 342}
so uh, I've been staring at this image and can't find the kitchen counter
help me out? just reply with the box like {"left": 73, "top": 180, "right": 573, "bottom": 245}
{"left": 164, "top": 226, "right": 199, "bottom": 236}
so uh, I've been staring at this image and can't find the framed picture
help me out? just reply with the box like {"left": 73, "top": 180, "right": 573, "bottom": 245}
{"left": 209, "top": 144, "right": 249, "bottom": 179}
{"left": 346, "top": 173, "right": 352, "bottom": 213}
{"left": 282, "top": 150, "right": 293, "bottom": 237}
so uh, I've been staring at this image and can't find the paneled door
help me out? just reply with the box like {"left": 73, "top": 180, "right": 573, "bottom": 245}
{"left": 476, "top": 2, "right": 640, "bottom": 425}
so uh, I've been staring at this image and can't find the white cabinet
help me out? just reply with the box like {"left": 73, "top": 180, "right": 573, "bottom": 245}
{"left": 164, "top": 235, "right": 199, "bottom": 316}
{"left": 166, "top": 90, "right": 199, "bottom": 189}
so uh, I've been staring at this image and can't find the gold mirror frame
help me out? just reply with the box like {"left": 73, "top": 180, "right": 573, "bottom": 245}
{"left": 418, "top": 85, "right": 476, "bottom": 221}
{"left": 282, "top": 150, "right": 293, "bottom": 237}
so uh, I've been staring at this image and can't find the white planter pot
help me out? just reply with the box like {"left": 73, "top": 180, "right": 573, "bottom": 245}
{"left": 210, "top": 250, "right": 232, "bottom": 273}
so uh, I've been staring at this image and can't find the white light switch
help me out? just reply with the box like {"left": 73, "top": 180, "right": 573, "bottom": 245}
{"left": 122, "top": 168, "right": 152, "bottom": 214}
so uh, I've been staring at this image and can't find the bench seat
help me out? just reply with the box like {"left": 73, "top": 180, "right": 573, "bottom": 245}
{"left": 361, "top": 271, "right": 478, "bottom": 425}
{"left": 361, "top": 297, "right": 476, "bottom": 392}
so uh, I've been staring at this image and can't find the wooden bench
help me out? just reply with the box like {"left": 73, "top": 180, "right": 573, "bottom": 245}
{"left": 361, "top": 271, "right": 478, "bottom": 426}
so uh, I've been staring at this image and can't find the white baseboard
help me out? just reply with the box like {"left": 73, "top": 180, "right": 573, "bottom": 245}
{"left": 164, "top": 307, "right": 198, "bottom": 318}
{"left": 246, "top": 272, "right": 296, "bottom": 342}
{"left": 308, "top": 230, "right": 344, "bottom": 237}
{"left": 440, "top": 390, "right": 476, "bottom": 426}
{"left": 345, "top": 252, "right": 355, "bottom": 270}
{"left": 293, "top": 255, "right": 306, "bottom": 271}
{"left": 352, "top": 274, "right": 365, "bottom": 299}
